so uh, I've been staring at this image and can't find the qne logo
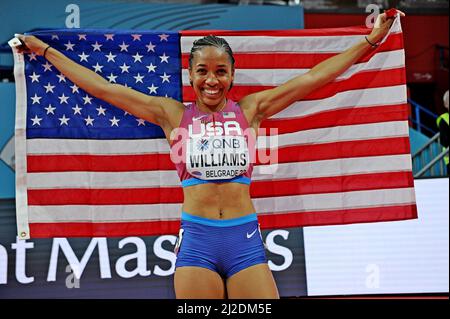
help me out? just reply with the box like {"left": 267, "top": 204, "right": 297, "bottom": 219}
{"left": 195, "top": 137, "right": 243, "bottom": 152}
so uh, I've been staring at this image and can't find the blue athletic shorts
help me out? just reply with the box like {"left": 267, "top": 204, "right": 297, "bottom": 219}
{"left": 174, "top": 212, "right": 267, "bottom": 279}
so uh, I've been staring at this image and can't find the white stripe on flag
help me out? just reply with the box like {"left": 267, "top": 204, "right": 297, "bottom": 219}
{"left": 27, "top": 121, "right": 409, "bottom": 156}
{"left": 181, "top": 50, "right": 405, "bottom": 86}
{"left": 252, "top": 154, "right": 412, "bottom": 180}
{"left": 28, "top": 138, "right": 169, "bottom": 155}
{"left": 27, "top": 154, "right": 412, "bottom": 189}
{"left": 271, "top": 85, "right": 407, "bottom": 119}
{"left": 257, "top": 121, "right": 410, "bottom": 148}
{"left": 253, "top": 187, "right": 416, "bottom": 214}
{"left": 28, "top": 187, "right": 415, "bottom": 223}
{"left": 180, "top": 22, "right": 402, "bottom": 53}
{"left": 28, "top": 204, "right": 182, "bottom": 222}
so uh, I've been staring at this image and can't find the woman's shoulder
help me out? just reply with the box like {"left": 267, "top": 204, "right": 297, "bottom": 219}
{"left": 158, "top": 97, "right": 187, "bottom": 127}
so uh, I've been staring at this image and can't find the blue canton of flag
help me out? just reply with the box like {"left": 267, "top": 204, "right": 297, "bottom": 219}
{"left": 25, "top": 30, "right": 181, "bottom": 139}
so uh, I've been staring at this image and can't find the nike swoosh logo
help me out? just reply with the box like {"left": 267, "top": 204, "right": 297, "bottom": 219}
{"left": 193, "top": 115, "right": 207, "bottom": 121}
{"left": 246, "top": 228, "right": 258, "bottom": 239}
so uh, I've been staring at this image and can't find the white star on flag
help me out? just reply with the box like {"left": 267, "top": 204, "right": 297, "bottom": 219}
{"left": 160, "top": 72, "right": 171, "bottom": 83}
{"left": 70, "top": 84, "right": 79, "bottom": 93}
{"left": 104, "top": 34, "right": 115, "bottom": 41}
{"left": 51, "top": 35, "right": 59, "bottom": 40}
{"left": 107, "top": 73, "right": 118, "bottom": 83}
{"left": 84, "top": 116, "right": 94, "bottom": 126}
{"left": 72, "top": 105, "right": 82, "bottom": 115}
{"left": 134, "top": 73, "right": 144, "bottom": 83}
{"left": 136, "top": 118, "right": 146, "bottom": 126}
{"left": 159, "top": 53, "right": 169, "bottom": 63}
{"left": 56, "top": 73, "right": 66, "bottom": 83}
{"left": 146, "top": 42, "right": 156, "bottom": 52}
{"left": 28, "top": 53, "right": 37, "bottom": 61}
{"left": 29, "top": 72, "right": 40, "bottom": 83}
{"left": 58, "top": 93, "right": 69, "bottom": 104}
{"left": 105, "top": 52, "right": 117, "bottom": 62}
{"left": 31, "top": 94, "right": 42, "bottom": 104}
{"left": 131, "top": 34, "right": 142, "bottom": 41}
{"left": 44, "top": 82, "right": 55, "bottom": 93}
{"left": 119, "top": 42, "right": 129, "bottom": 52}
{"left": 93, "top": 62, "right": 104, "bottom": 73}
{"left": 78, "top": 34, "right": 87, "bottom": 41}
{"left": 31, "top": 115, "right": 42, "bottom": 126}
{"left": 78, "top": 52, "right": 89, "bottom": 62}
{"left": 58, "top": 114, "right": 70, "bottom": 126}
{"left": 83, "top": 95, "right": 93, "bottom": 105}
{"left": 96, "top": 106, "right": 106, "bottom": 116}
{"left": 45, "top": 104, "right": 56, "bottom": 114}
{"left": 119, "top": 63, "right": 130, "bottom": 73}
{"left": 147, "top": 84, "right": 158, "bottom": 94}
{"left": 109, "top": 116, "right": 120, "bottom": 127}
{"left": 159, "top": 34, "right": 169, "bottom": 41}
{"left": 64, "top": 41, "right": 75, "bottom": 51}
{"left": 42, "top": 61, "right": 52, "bottom": 72}
{"left": 146, "top": 63, "right": 157, "bottom": 73}
{"left": 92, "top": 41, "right": 103, "bottom": 51}
{"left": 132, "top": 52, "right": 143, "bottom": 63}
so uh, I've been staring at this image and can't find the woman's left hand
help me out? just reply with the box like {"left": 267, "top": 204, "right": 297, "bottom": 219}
{"left": 367, "top": 9, "right": 405, "bottom": 45}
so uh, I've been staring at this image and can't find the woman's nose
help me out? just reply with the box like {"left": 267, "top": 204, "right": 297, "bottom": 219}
{"left": 205, "top": 73, "right": 218, "bottom": 85}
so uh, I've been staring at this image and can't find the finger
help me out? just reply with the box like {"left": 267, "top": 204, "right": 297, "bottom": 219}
{"left": 17, "top": 48, "right": 30, "bottom": 54}
{"left": 14, "top": 33, "right": 25, "bottom": 41}
{"left": 374, "top": 13, "right": 385, "bottom": 28}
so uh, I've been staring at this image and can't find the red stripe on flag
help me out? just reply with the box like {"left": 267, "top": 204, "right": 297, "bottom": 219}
{"left": 257, "top": 137, "right": 411, "bottom": 164}
{"left": 181, "top": 33, "right": 404, "bottom": 69}
{"left": 304, "top": 68, "right": 406, "bottom": 101}
{"left": 261, "top": 104, "right": 409, "bottom": 134}
{"left": 258, "top": 204, "right": 418, "bottom": 229}
{"left": 183, "top": 67, "right": 406, "bottom": 102}
{"left": 28, "top": 187, "right": 183, "bottom": 205}
{"left": 29, "top": 203, "right": 417, "bottom": 238}
{"left": 26, "top": 136, "right": 410, "bottom": 173}
{"left": 181, "top": 26, "right": 377, "bottom": 37}
{"left": 27, "top": 154, "right": 175, "bottom": 173}
{"left": 29, "top": 220, "right": 181, "bottom": 238}
{"left": 250, "top": 172, "right": 413, "bottom": 198}
{"left": 27, "top": 172, "right": 413, "bottom": 205}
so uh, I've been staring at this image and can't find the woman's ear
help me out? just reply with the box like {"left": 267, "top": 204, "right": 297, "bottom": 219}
{"left": 188, "top": 68, "right": 193, "bottom": 87}
{"left": 229, "top": 68, "right": 235, "bottom": 90}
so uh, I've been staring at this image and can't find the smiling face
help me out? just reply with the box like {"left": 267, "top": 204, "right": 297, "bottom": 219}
{"left": 189, "top": 46, "right": 234, "bottom": 112}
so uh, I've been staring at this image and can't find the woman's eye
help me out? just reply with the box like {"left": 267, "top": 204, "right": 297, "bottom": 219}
{"left": 197, "top": 69, "right": 206, "bottom": 74}
{"left": 217, "top": 69, "right": 226, "bottom": 74}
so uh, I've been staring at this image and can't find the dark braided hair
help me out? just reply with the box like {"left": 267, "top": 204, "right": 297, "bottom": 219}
{"left": 188, "top": 35, "right": 235, "bottom": 70}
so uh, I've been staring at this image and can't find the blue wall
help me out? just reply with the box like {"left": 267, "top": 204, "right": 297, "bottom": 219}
{"left": 0, "top": 1, "right": 304, "bottom": 43}
{"left": 0, "top": 83, "right": 15, "bottom": 198}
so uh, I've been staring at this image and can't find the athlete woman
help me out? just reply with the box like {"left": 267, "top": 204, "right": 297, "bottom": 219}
{"left": 16, "top": 9, "right": 403, "bottom": 299}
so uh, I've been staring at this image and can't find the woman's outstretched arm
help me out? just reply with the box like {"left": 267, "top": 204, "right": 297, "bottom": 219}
{"left": 16, "top": 34, "right": 184, "bottom": 127}
{"left": 240, "top": 10, "right": 405, "bottom": 123}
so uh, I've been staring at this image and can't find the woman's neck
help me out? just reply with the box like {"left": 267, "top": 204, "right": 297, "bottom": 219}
{"left": 196, "top": 99, "right": 227, "bottom": 114}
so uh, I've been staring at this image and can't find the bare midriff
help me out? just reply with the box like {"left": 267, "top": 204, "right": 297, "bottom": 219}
{"left": 182, "top": 182, "right": 256, "bottom": 219}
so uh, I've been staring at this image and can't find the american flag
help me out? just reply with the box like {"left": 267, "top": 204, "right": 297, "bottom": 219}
{"left": 13, "top": 17, "right": 417, "bottom": 239}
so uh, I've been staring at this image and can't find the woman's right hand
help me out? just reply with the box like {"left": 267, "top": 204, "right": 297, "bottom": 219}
{"left": 14, "top": 34, "right": 49, "bottom": 56}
